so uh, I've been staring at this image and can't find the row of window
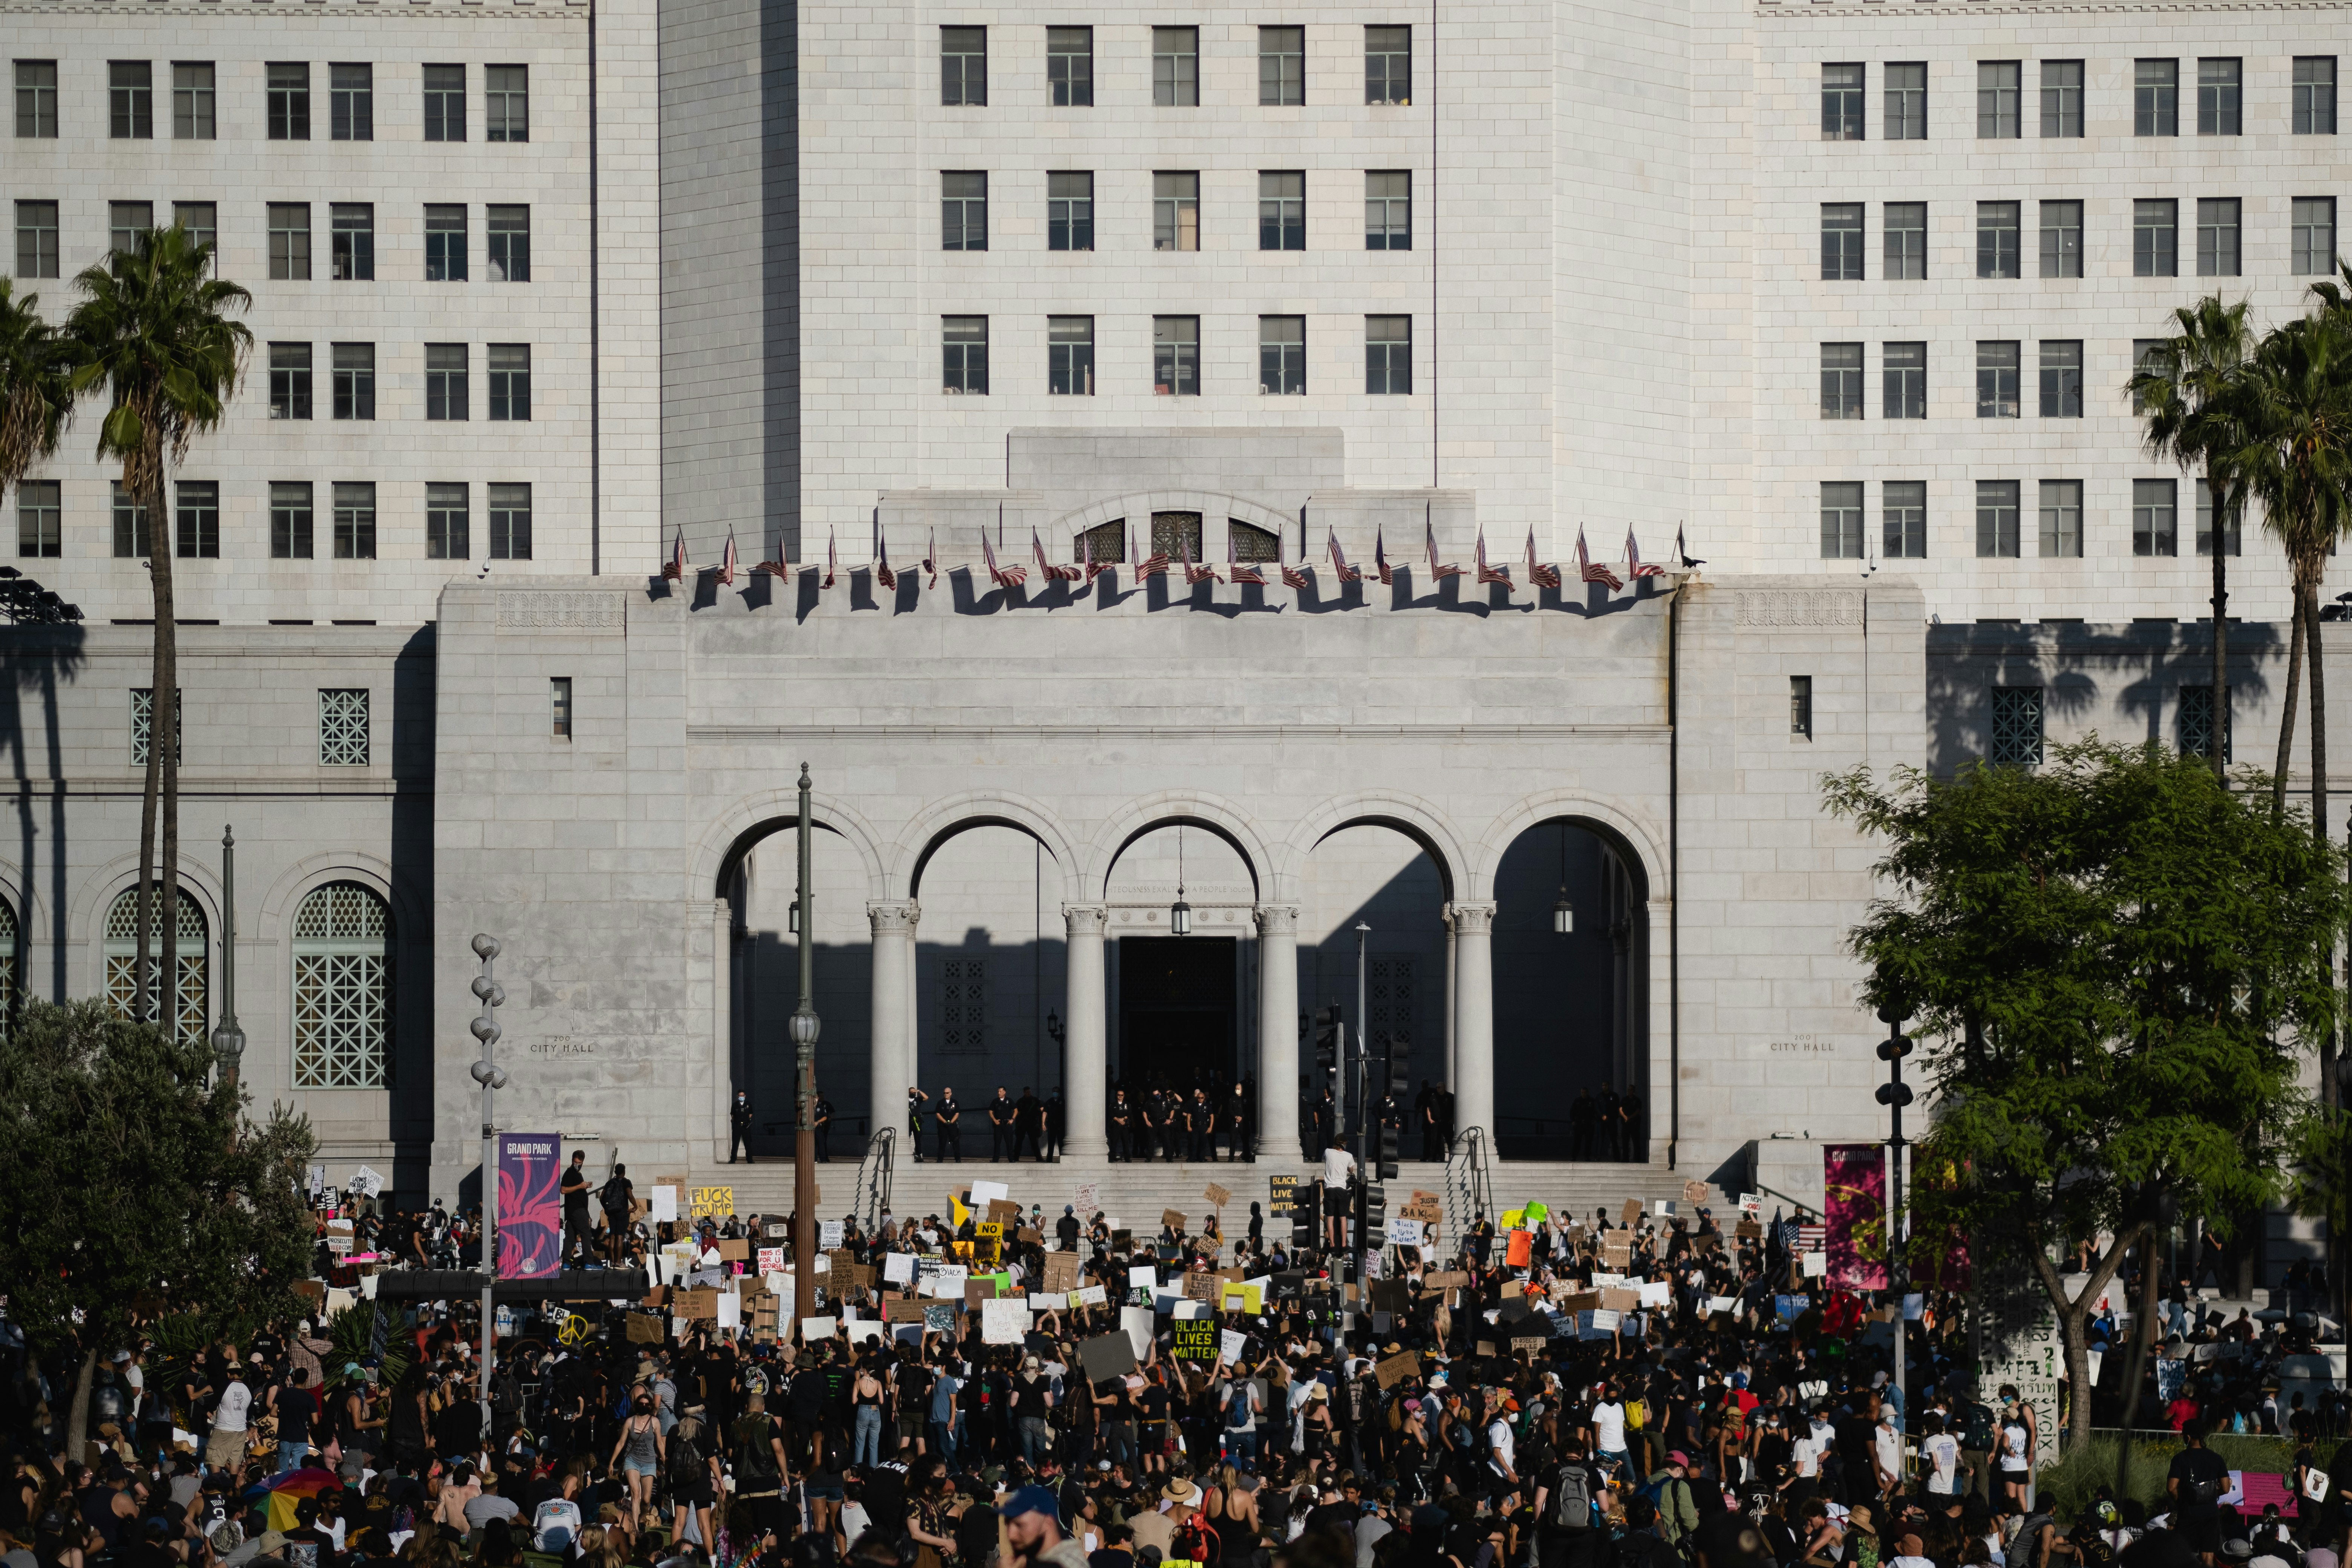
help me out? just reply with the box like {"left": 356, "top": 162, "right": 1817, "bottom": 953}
{"left": 1817, "top": 477, "right": 2241, "bottom": 559}
{"left": 940, "top": 24, "right": 1412, "bottom": 108}
{"left": 1982, "top": 685, "right": 2223, "bottom": 767}
{"left": 12, "top": 199, "right": 530, "bottom": 282}
{"left": 14, "top": 480, "right": 533, "bottom": 561}
{"left": 14, "top": 60, "right": 528, "bottom": 142}
{"left": 1819, "top": 57, "right": 2334, "bottom": 141}
{"left": 1820, "top": 196, "right": 2332, "bottom": 280}
{"left": 1819, "top": 336, "right": 2285, "bottom": 420}
{"left": 938, "top": 314, "right": 1413, "bottom": 396}
{"left": 262, "top": 341, "right": 531, "bottom": 422}
{"left": 942, "top": 168, "right": 1413, "bottom": 254}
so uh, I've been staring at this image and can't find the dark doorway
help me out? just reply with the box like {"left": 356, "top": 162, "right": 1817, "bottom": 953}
{"left": 1117, "top": 936, "right": 1237, "bottom": 1093}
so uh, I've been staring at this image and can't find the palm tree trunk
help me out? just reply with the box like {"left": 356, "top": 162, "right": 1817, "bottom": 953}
{"left": 132, "top": 476, "right": 159, "bottom": 1023}
{"left": 2277, "top": 588, "right": 2307, "bottom": 821}
{"left": 2311, "top": 580, "right": 2331, "bottom": 850}
{"left": 149, "top": 442, "right": 179, "bottom": 1048}
{"left": 2210, "top": 468, "right": 2228, "bottom": 779}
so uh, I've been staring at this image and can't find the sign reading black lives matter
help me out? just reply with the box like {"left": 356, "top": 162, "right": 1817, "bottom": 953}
{"left": 1171, "top": 1320, "right": 1219, "bottom": 1361}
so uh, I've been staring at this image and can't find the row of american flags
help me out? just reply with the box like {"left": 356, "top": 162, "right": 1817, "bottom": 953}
{"left": 664, "top": 521, "right": 1692, "bottom": 594}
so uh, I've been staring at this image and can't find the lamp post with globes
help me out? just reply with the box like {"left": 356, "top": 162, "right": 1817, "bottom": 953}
{"left": 790, "top": 765, "right": 822, "bottom": 1320}
{"left": 210, "top": 827, "right": 246, "bottom": 1088}
{"left": 469, "top": 933, "right": 508, "bottom": 1433}
{"left": 1876, "top": 1003, "right": 1914, "bottom": 1434}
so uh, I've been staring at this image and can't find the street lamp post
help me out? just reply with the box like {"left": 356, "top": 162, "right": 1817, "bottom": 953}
{"left": 469, "top": 933, "right": 508, "bottom": 1434}
{"left": 1876, "top": 1005, "right": 1915, "bottom": 1432}
{"left": 790, "top": 764, "right": 822, "bottom": 1321}
{"left": 210, "top": 827, "right": 246, "bottom": 1088}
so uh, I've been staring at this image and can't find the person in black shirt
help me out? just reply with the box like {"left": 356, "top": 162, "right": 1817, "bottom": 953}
{"left": 815, "top": 1095, "right": 835, "bottom": 1162}
{"left": 937, "top": 1092, "right": 963, "bottom": 1163}
{"left": 1227, "top": 1084, "right": 1252, "bottom": 1162}
{"left": 1043, "top": 1090, "right": 1064, "bottom": 1161}
{"left": 2167, "top": 1421, "right": 2230, "bottom": 1564}
{"left": 731, "top": 1092, "right": 755, "bottom": 1165}
{"left": 560, "top": 1152, "right": 594, "bottom": 1263}
{"left": 990, "top": 1089, "right": 1017, "bottom": 1161}
{"left": 1015, "top": 1089, "right": 1044, "bottom": 1162}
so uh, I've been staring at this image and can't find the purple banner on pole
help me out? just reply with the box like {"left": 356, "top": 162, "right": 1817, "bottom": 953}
{"left": 497, "top": 1133, "right": 564, "bottom": 1279}
{"left": 1823, "top": 1143, "right": 1888, "bottom": 1291}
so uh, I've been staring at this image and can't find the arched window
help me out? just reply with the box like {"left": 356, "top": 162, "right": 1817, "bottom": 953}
{"left": 104, "top": 886, "right": 208, "bottom": 1044}
{"left": 1150, "top": 511, "right": 1201, "bottom": 561}
{"left": 1078, "top": 521, "right": 1126, "bottom": 563}
{"left": 0, "top": 897, "right": 18, "bottom": 1038}
{"left": 292, "top": 883, "right": 392, "bottom": 1089}
{"left": 1230, "top": 520, "right": 1281, "bottom": 562}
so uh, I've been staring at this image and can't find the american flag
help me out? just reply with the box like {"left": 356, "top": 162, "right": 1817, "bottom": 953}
{"left": 1626, "top": 529, "right": 1666, "bottom": 578}
{"left": 1798, "top": 1223, "right": 1825, "bottom": 1254}
{"left": 1374, "top": 528, "right": 1395, "bottom": 585}
{"left": 720, "top": 530, "right": 738, "bottom": 586}
{"left": 923, "top": 527, "right": 939, "bottom": 588}
{"left": 1282, "top": 553, "right": 1311, "bottom": 590}
{"left": 1180, "top": 531, "right": 1217, "bottom": 585}
{"left": 1133, "top": 522, "right": 1170, "bottom": 579}
{"left": 1577, "top": 527, "right": 1623, "bottom": 591}
{"left": 1328, "top": 529, "right": 1362, "bottom": 583}
{"left": 1425, "top": 522, "right": 1464, "bottom": 580}
{"left": 876, "top": 526, "right": 897, "bottom": 591}
{"left": 1525, "top": 530, "right": 1561, "bottom": 590}
{"left": 1227, "top": 531, "right": 1267, "bottom": 586}
{"left": 1033, "top": 529, "right": 1083, "bottom": 582}
{"left": 1083, "top": 531, "right": 1112, "bottom": 585}
{"left": 663, "top": 527, "right": 686, "bottom": 582}
{"left": 981, "top": 529, "right": 1027, "bottom": 589}
{"left": 1475, "top": 531, "right": 1512, "bottom": 590}
{"left": 822, "top": 528, "right": 838, "bottom": 589}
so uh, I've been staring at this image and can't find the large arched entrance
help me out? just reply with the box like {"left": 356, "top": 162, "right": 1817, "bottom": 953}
{"left": 1102, "top": 822, "right": 1256, "bottom": 1100}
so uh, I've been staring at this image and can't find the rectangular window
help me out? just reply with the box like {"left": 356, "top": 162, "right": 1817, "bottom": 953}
{"left": 1822, "top": 63, "right": 1864, "bottom": 141}
{"left": 487, "top": 343, "right": 531, "bottom": 420}
{"left": 1790, "top": 675, "right": 1814, "bottom": 738}
{"left": 426, "top": 341, "right": 466, "bottom": 416}
{"left": 16, "top": 479, "right": 59, "bottom": 558}
{"left": 2135, "top": 198, "right": 2178, "bottom": 277}
{"left": 2040, "top": 340, "right": 2084, "bottom": 417}
{"left": 1977, "top": 201, "right": 2020, "bottom": 279}
{"left": 1367, "top": 314, "right": 1411, "bottom": 395}
{"left": 488, "top": 483, "right": 531, "bottom": 560}
{"left": 15, "top": 61, "right": 57, "bottom": 138}
{"left": 942, "top": 957, "right": 986, "bottom": 1054}
{"left": 1821, "top": 203, "right": 1864, "bottom": 281}
{"left": 1155, "top": 28, "right": 1199, "bottom": 107}
{"left": 267, "top": 61, "right": 309, "bottom": 140}
{"left": 2038, "top": 478, "right": 2083, "bottom": 557}
{"left": 1366, "top": 26, "right": 1410, "bottom": 105}
{"left": 1884, "top": 480, "right": 1927, "bottom": 558}
{"left": 129, "top": 689, "right": 181, "bottom": 767}
{"left": 2196, "top": 478, "right": 2242, "bottom": 556}
{"left": 1260, "top": 315, "right": 1305, "bottom": 395}
{"left": 269, "top": 341, "right": 313, "bottom": 420}
{"left": 942, "top": 172, "right": 987, "bottom": 251}
{"left": 1366, "top": 171, "right": 1411, "bottom": 250}
{"left": 2040, "top": 60, "right": 2084, "bottom": 137}
{"left": 1819, "top": 481, "right": 1864, "bottom": 559}
{"left": 269, "top": 204, "right": 311, "bottom": 281}
{"left": 1259, "top": 171, "right": 1305, "bottom": 251}
{"left": 1977, "top": 341, "right": 2021, "bottom": 418}
{"left": 330, "top": 204, "right": 374, "bottom": 282}
{"left": 2198, "top": 58, "right": 2240, "bottom": 135}
{"left": 2040, "top": 200, "right": 2083, "bottom": 278}
{"left": 2136, "top": 59, "right": 2177, "bottom": 135}
{"left": 1884, "top": 202, "right": 1926, "bottom": 279}
{"left": 110, "top": 201, "right": 153, "bottom": 257}
{"left": 1884, "top": 341, "right": 1926, "bottom": 419}
{"left": 2197, "top": 198, "right": 2241, "bottom": 277}
{"left": 426, "top": 481, "right": 469, "bottom": 559}
{"left": 331, "top": 62, "right": 373, "bottom": 141}
{"left": 1154, "top": 315, "right": 1199, "bottom": 395}
{"left": 1885, "top": 61, "right": 1926, "bottom": 140}
{"left": 2179, "top": 685, "right": 2231, "bottom": 764}
{"left": 112, "top": 482, "right": 150, "bottom": 558}
{"left": 1155, "top": 172, "right": 1200, "bottom": 252}
{"left": 1261, "top": 27, "right": 1305, "bottom": 106}
{"left": 2295, "top": 197, "right": 2337, "bottom": 274}
{"left": 270, "top": 480, "right": 314, "bottom": 559}
{"left": 331, "top": 481, "right": 375, "bottom": 559}
{"left": 14, "top": 201, "right": 57, "bottom": 279}
{"left": 423, "top": 63, "right": 465, "bottom": 141}
{"left": 1048, "top": 315, "right": 1094, "bottom": 395}
{"left": 2133, "top": 478, "right": 2179, "bottom": 557}
{"left": 425, "top": 204, "right": 468, "bottom": 281}
{"left": 1047, "top": 174, "right": 1092, "bottom": 252}
{"left": 942, "top": 316, "right": 988, "bottom": 394}
{"left": 2132, "top": 338, "right": 2169, "bottom": 413}
{"left": 1048, "top": 27, "right": 1093, "bottom": 107}
{"left": 1820, "top": 342, "right": 1863, "bottom": 420}
{"left": 174, "top": 480, "right": 218, "bottom": 559}
{"left": 550, "top": 677, "right": 573, "bottom": 739}
{"left": 2297, "top": 57, "right": 2338, "bottom": 134}
{"left": 486, "top": 205, "right": 530, "bottom": 282}
{"left": 1990, "top": 686, "right": 2044, "bottom": 766}
{"left": 485, "top": 64, "right": 528, "bottom": 142}
{"left": 1976, "top": 479, "right": 2021, "bottom": 557}
{"left": 173, "top": 201, "right": 217, "bottom": 258}
{"left": 331, "top": 342, "right": 375, "bottom": 421}
{"left": 941, "top": 28, "right": 986, "bottom": 106}
{"left": 318, "top": 689, "right": 369, "bottom": 767}
{"left": 1978, "top": 61, "right": 2021, "bottom": 138}
{"left": 173, "top": 63, "right": 214, "bottom": 139}
{"left": 111, "top": 61, "right": 153, "bottom": 139}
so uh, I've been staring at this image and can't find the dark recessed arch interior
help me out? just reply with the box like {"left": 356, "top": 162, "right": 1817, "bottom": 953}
{"left": 715, "top": 817, "right": 860, "bottom": 901}
{"left": 1309, "top": 815, "right": 1456, "bottom": 905}
{"left": 1104, "top": 815, "right": 1260, "bottom": 903}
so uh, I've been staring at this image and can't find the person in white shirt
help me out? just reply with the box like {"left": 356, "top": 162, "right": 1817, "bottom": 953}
{"left": 1921, "top": 1414, "right": 1961, "bottom": 1496}
{"left": 207, "top": 1368, "right": 253, "bottom": 1468}
{"left": 1488, "top": 1403, "right": 1518, "bottom": 1485}
{"left": 1588, "top": 1384, "right": 1628, "bottom": 1465}
{"left": 1871, "top": 1409, "right": 1904, "bottom": 1500}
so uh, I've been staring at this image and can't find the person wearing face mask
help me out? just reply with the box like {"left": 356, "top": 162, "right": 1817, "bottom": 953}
{"left": 607, "top": 1394, "right": 665, "bottom": 1530}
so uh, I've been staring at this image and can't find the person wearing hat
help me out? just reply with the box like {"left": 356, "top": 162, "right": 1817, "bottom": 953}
{"left": 1125, "top": 1479, "right": 1193, "bottom": 1562}
{"left": 1000, "top": 1485, "right": 1088, "bottom": 1568}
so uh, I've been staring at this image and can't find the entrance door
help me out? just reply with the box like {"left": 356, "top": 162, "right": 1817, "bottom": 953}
{"left": 1117, "top": 936, "right": 1236, "bottom": 1093}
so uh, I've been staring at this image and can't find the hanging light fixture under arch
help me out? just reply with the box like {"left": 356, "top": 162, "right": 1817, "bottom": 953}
{"left": 1170, "top": 824, "right": 1193, "bottom": 937}
{"left": 1553, "top": 819, "right": 1575, "bottom": 935}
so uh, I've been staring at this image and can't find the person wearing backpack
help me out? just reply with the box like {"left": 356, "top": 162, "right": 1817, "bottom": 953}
{"left": 597, "top": 1164, "right": 634, "bottom": 1262}
{"left": 2167, "top": 1420, "right": 2230, "bottom": 1565}
{"left": 1615, "top": 1495, "right": 1677, "bottom": 1568}
{"left": 1955, "top": 1391, "right": 1997, "bottom": 1504}
{"left": 668, "top": 1410, "right": 723, "bottom": 1555}
{"left": 1533, "top": 1437, "right": 1605, "bottom": 1568}
{"left": 1637, "top": 1453, "right": 1699, "bottom": 1553}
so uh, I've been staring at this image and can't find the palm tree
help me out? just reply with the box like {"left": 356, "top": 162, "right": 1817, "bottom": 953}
{"left": 0, "top": 279, "right": 76, "bottom": 517}
{"left": 2127, "top": 297, "right": 2253, "bottom": 781}
{"left": 65, "top": 227, "right": 250, "bottom": 1028}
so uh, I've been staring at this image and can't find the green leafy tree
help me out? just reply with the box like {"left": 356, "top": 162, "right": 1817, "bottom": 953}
{"left": 64, "top": 227, "right": 250, "bottom": 1029}
{"left": 1824, "top": 740, "right": 2345, "bottom": 1450}
{"left": 0, "top": 999, "right": 315, "bottom": 1454}
{"left": 0, "top": 279, "right": 75, "bottom": 504}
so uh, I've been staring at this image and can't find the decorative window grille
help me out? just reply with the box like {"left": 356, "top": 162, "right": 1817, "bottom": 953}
{"left": 1231, "top": 522, "right": 1281, "bottom": 562}
{"left": 131, "top": 688, "right": 181, "bottom": 765}
{"left": 1368, "top": 957, "right": 1413, "bottom": 1066}
{"left": 320, "top": 689, "right": 370, "bottom": 766}
{"left": 2179, "top": 686, "right": 2232, "bottom": 764}
{"left": 1990, "top": 687, "right": 2045, "bottom": 766}
{"left": 1151, "top": 512, "right": 1202, "bottom": 561}
{"left": 942, "top": 959, "right": 986, "bottom": 1054}
{"left": 104, "top": 885, "right": 207, "bottom": 1044}
{"left": 293, "top": 883, "right": 391, "bottom": 1088}
{"left": 0, "top": 897, "right": 16, "bottom": 1038}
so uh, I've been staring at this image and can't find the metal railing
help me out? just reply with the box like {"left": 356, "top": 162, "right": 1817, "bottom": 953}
{"left": 854, "top": 1126, "right": 896, "bottom": 1228}
{"left": 1444, "top": 1127, "right": 1493, "bottom": 1252}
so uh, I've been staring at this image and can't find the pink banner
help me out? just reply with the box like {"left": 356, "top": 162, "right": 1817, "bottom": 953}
{"left": 1823, "top": 1143, "right": 1888, "bottom": 1291}
{"left": 497, "top": 1133, "right": 564, "bottom": 1279}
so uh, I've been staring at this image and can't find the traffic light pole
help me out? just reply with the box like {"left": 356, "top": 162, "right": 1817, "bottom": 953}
{"left": 1353, "top": 923, "right": 1370, "bottom": 1286}
{"left": 1877, "top": 1005, "right": 1915, "bottom": 1439}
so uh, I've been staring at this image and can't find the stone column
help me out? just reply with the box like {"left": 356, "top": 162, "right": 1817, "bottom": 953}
{"left": 712, "top": 899, "right": 734, "bottom": 1163}
{"left": 868, "top": 900, "right": 918, "bottom": 1152}
{"left": 1450, "top": 902, "right": 1497, "bottom": 1146}
{"left": 1442, "top": 910, "right": 1458, "bottom": 1089}
{"left": 1254, "top": 904, "right": 1303, "bottom": 1162}
{"left": 1062, "top": 904, "right": 1109, "bottom": 1156}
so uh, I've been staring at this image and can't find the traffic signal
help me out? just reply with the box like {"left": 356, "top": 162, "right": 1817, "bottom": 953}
{"left": 1362, "top": 1181, "right": 1387, "bottom": 1231}
{"left": 1377, "top": 1122, "right": 1401, "bottom": 1181}
{"left": 1312, "top": 1007, "right": 1341, "bottom": 1094}
{"left": 1292, "top": 1180, "right": 1320, "bottom": 1248}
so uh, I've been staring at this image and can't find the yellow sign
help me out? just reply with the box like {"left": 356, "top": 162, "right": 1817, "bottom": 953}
{"left": 555, "top": 1312, "right": 591, "bottom": 1346}
{"left": 1220, "top": 1283, "right": 1263, "bottom": 1315}
{"left": 975, "top": 1221, "right": 1003, "bottom": 1240}
{"left": 691, "top": 1185, "right": 735, "bottom": 1219}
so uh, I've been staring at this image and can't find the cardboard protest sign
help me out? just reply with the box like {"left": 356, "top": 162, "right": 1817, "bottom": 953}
{"left": 1683, "top": 1180, "right": 1709, "bottom": 1206}
{"left": 800, "top": 1315, "right": 837, "bottom": 1341}
{"left": 1073, "top": 1284, "right": 1108, "bottom": 1306}
{"left": 1374, "top": 1350, "right": 1421, "bottom": 1389}
{"left": 970, "top": 1179, "right": 1010, "bottom": 1206}
{"left": 1425, "top": 1271, "right": 1471, "bottom": 1289}
{"left": 1162, "top": 1209, "right": 1187, "bottom": 1232}
{"left": 981, "top": 1297, "right": 1029, "bottom": 1344}
{"left": 1220, "top": 1283, "right": 1263, "bottom": 1315}
{"left": 1639, "top": 1280, "right": 1672, "bottom": 1307}
{"left": 884, "top": 1252, "right": 916, "bottom": 1284}
{"left": 1739, "top": 1193, "right": 1762, "bottom": 1219}
{"left": 651, "top": 1186, "right": 680, "bottom": 1223}
{"left": 1557, "top": 1290, "right": 1601, "bottom": 1314}
{"left": 1267, "top": 1174, "right": 1298, "bottom": 1215}
{"left": 987, "top": 1199, "right": 1021, "bottom": 1226}
{"left": 923, "top": 1302, "right": 957, "bottom": 1334}
{"left": 1074, "top": 1182, "right": 1102, "bottom": 1215}
{"left": 1222, "top": 1329, "right": 1248, "bottom": 1362}
{"left": 1044, "top": 1253, "right": 1082, "bottom": 1292}
{"left": 1128, "top": 1264, "right": 1158, "bottom": 1291}
{"left": 1170, "top": 1320, "right": 1219, "bottom": 1361}
{"left": 1204, "top": 1182, "right": 1233, "bottom": 1209}
{"left": 1079, "top": 1331, "right": 1137, "bottom": 1384}
{"left": 1620, "top": 1199, "right": 1643, "bottom": 1226}
{"left": 1599, "top": 1288, "right": 1640, "bottom": 1313}
{"left": 717, "top": 1238, "right": 751, "bottom": 1262}
{"left": 626, "top": 1313, "right": 665, "bottom": 1343}
{"left": 1735, "top": 1219, "right": 1763, "bottom": 1240}
{"left": 678, "top": 1288, "right": 721, "bottom": 1318}
{"left": 1184, "top": 1272, "right": 1217, "bottom": 1302}
{"left": 819, "top": 1220, "right": 845, "bottom": 1249}
{"left": 758, "top": 1246, "right": 787, "bottom": 1274}
{"left": 1028, "top": 1293, "right": 1063, "bottom": 1311}
{"left": 691, "top": 1186, "right": 735, "bottom": 1219}
{"left": 887, "top": 1298, "right": 930, "bottom": 1323}
{"left": 1387, "top": 1217, "right": 1429, "bottom": 1247}
{"left": 1120, "top": 1305, "right": 1155, "bottom": 1359}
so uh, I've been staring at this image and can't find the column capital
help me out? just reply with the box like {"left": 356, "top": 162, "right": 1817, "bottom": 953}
{"left": 1253, "top": 903, "right": 1300, "bottom": 934}
{"left": 867, "top": 899, "right": 921, "bottom": 933}
{"left": 1447, "top": 900, "right": 1498, "bottom": 933}
{"left": 1064, "top": 903, "right": 1109, "bottom": 936}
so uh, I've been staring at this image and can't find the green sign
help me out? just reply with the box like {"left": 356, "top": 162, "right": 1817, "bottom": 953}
{"left": 1171, "top": 1319, "right": 1219, "bottom": 1361}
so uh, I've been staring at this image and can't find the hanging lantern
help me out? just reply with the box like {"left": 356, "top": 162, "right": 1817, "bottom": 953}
{"left": 1553, "top": 888, "right": 1574, "bottom": 935}
{"left": 1171, "top": 890, "right": 1192, "bottom": 937}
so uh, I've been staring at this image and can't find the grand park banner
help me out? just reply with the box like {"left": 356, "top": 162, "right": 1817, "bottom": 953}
{"left": 1823, "top": 1143, "right": 1887, "bottom": 1291}
{"left": 497, "top": 1133, "right": 564, "bottom": 1279}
